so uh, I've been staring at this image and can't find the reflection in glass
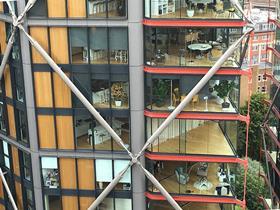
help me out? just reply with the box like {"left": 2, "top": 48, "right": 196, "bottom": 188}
{"left": 75, "top": 115, "right": 93, "bottom": 149}
{"left": 108, "top": 0, "right": 126, "bottom": 17}
{"left": 145, "top": 27, "right": 243, "bottom": 67}
{"left": 87, "top": 0, "right": 107, "bottom": 18}
{"left": 0, "top": 102, "right": 6, "bottom": 132}
{"left": 87, "top": 0, "right": 126, "bottom": 18}
{"left": 92, "top": 79, "right": 110, "bottom": 108}
{"left": 18, "top": 110, "right": 28, "bottom": 143}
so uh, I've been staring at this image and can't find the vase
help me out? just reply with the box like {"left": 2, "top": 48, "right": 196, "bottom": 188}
{"left": 115, "top": 100, "right": 122, "bottom": 107}
{"left": 187, "top": 10, "right": 194, "bottom": 17}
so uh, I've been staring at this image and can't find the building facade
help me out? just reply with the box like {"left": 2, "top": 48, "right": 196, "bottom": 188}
{"left": 259, "top": 0, "right": 280, "bottom": 207}
{"left": 0, "top": 1, "right": 251, "bottom": 210}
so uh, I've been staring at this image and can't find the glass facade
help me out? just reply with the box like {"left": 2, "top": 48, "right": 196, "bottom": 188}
{"left": 146, "top": 160, "right": 238, "bottom": 197}
{"left": 146, "top": 118, "right": 238, "bottom": 156}
{"left": 144, "top": 26, "right": 245, "bottom": 67}
{"left": 28, "top": 0, "right": 127, "bottom": 18}
{"left": 144, "top": 0, "right": 243, "bottom": 20}
{"left": 145, "top": 74, "right": 240, "bottom": 113}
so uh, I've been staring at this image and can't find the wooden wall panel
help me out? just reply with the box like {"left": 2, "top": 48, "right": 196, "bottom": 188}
{"left": 30, "top": 27, "right": 49, "bottom": 63}
{"left": 4, "top": 66, "right": 12, "bottom": 98}
{"left": 59, "top": 158, "right": 77, "bottom": 189}
{"left": 49, "top": 27, "right": 69, "bottom": 63}
{"left": 12, "top": 146, "right": 20, "bottom": 176}
{"left": 68, "top": 0, "right": 86, "bottom": 18}
{"left": 0, "top": 179, "right": 3, "bottom": 199}
{"left": 37, "top": 115, "right": 56, "bottom": 149}
{"left": 53, "top": 73, "right": 72, "bottom": 108}
{"left": 0, "top": 21, "right": 6, "bottom": 52}
{"left": 47, "top": 0, "right": 66, "bottom": 18}
{"left": 0, "top": 3, "right": 3, "bottom": 13}
{"left": 15, "top": 182, "right": 23, "bottom": 210}
{"left": 7, "top": 105, "right": 16, "bottom": 138}
{"left": 79, "top": 197, "right": 95, "bottom": 210}
{"left": 77, "top": 159, "right": 95, "bottom": 190}
{"left": 56, "top": 116, "right": 74, "bottom": 149}
{"left": 62, "top": 196, "right": 78, "bottom": 210}
{"left": 34, "top": 72, "right": 53, "bottom": 107}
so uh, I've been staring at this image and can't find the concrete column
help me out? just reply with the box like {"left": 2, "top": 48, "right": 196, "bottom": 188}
{"left": 16, "top": 2, "right": 44, "bottom": 210}
{"left": 128, "top": 1, "right": 145, "bottom": 210}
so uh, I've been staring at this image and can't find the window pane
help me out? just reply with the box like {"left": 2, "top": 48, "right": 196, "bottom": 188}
{"left": 111, "top": 81, "right": 129, "bottom": 109}
{"left": 0, "top": 101, "right": 6, "bottom": 132}
{"left": 23, "top": 153, "right": 31, "bottom": 181}
{"left": 94, "top": 117, "right": 112, "bottom": 151}
{"left": 115, "top": 199, "right": 132, "bottom": 210}
{"left": 96, "top": 159, "right": 112, "bottom": 189}
{"left": 89, "top": 27, "right": 108, "bottom": 64}
{"left": 75, "top": 115, "right": 93, "bottom": 149}
{"left": 70, "top": 28, "right": 88, "bottom": 64}
{"left": 41, "top": 157, "right": 59, "bottom": 188}
{"left": 18, "top": 110, "right": 28, "bottom": 143}
{"left": 112, "top": 117, "right": 130, "bottom": 151}
{"left": 28, "top": 0, "right": 47, "bottom": 17}
{"left": 87, "top": 0, "right": 107, "bottom": 18}
{"left": 44, "top": 195, "right": 61, "bottom": 210}
{"left": 114, "top": 160, "right": 131, "bottom": 191}
{"left": 108, "top": 0, "right": 126, "bottom": 18}
{"left": 92, "top": 78, "right": 110, "bottom": 108}
{"left": 109, "top": 28, "right": 128, "bottom": 64}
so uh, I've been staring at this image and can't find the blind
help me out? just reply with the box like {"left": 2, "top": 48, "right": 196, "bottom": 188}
{"left": 96, "top": 159, "right": 113, "bottom": 182}
{"left": 109, "top": 28, "right": 128, "bottom": 50}
{"left": 41, "top": 157, "right": 58, "bottom": 169}
{"left": 90, "top": 27, "right": 108, "bottom": 49}
{"left": 70, "top": 28, "right": 88, "bottom": 47}
{"left": 115, "top": 199, "right": 132, "bottom": 210}
{"left": 114, "top": 160, "right": 131, "bottom": 183}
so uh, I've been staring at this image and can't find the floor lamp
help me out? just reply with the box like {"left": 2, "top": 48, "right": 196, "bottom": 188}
{"left": 168, "top": 80, "right": 175, "bottom": 110}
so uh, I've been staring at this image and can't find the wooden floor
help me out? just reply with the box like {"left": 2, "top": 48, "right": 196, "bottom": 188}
{"left": 93, "top": 101, "right": 129, "bottom": 109}
{"left": 72, "top": 53, "right": 128, "bottom": 65}
{"left": 76, "top": 131, "right": 129, "bottom": 150}
{"left": 149, "top": 121, "right": 234, "bottom": 156}
{"left": 147, "top": 99, "right": 236, "bottom": 113}
{"left": 151, "top": 7, "right": 239, "bottom": 20}
{"left": 150, "top": 202, "right": 223, "bottom": 210}
{"left": 150, "top": 162, "right": 233, "bottom": 197}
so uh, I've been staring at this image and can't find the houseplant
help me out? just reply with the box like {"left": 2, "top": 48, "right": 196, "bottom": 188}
{"left": 111, "top": 82, "right": 127, "bottom": 107}
{"left": 153, "top": 79, "right": 169, "bottom": 107}
{"left": 186, "top": 2, "right": 194, "bottom": 17}
{"left": 214, "top": 80, "right": 235, "bottom": 108}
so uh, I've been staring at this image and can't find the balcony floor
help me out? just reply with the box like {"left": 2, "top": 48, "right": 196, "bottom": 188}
{"left": 147, "top": 98, "right": 237, "bottom": 113}
{"left": 150, "top": 202, "right": 222, "bottom": 210}
{"left": 148, "top": 121, "right": 235, "bottom": 156}
{"left": 149, "top": 162, "right": 233, "bottom": 197}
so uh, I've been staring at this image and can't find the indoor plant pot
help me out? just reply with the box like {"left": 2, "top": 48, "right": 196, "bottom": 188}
{"left": 153, "top": 79, "right": 169, "bottom": 107}
{"left": 111, "top": 82, "right": 127, "bottom": 107}
{"left": 214, "top": 80, "right": 235, "bottom": 109}
{"left": 186, "top": 2, "right": 194, "bottom": 17}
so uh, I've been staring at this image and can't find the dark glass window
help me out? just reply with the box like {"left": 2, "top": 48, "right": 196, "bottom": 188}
{"left": 16, "top": 109, "right": 28, "bottom": 143}
{"left": 70, "top": 28, "right": 88, "bottom": 64}
{"left": 1, "top": 141, "right": 10, "bottom": 169}
{"left": 109, "top": 28, "right": 128, "bottom": 64}
{"left": 44, "top": 195, "right": 62, "bottom": 210}
{"left": 89, "top": 27, "right": 108, "bottom": 64}
{"left": 0, "top": 101, "right": 7, "bottom": 132}
{"left": 87, "top": 0, "right": 126, "bottom": 18}
{"left": 22, "top": 152, "right": 32, "bottom": 181}
{"left": 28, "top": 0, "right": 47, "bottom": 17}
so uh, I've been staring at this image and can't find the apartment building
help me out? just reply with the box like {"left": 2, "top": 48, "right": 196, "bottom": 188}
{"left": 0, "top": 1, "right": 251, "bottom": 210}
{"left": 259, "top": 1, "right": 280, "bottom": 207}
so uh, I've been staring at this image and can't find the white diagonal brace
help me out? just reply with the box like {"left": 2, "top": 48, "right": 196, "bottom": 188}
{"left": 88, "top": 161, "right": 132, "bottom": 210}
{"left": 230, "top": 0, "right": 254, "bottom": 24}
{"left": 137, "top": 28, "right": 253, "bottom": 158}
{"left": 139, "top": 164, "right": 182, "bottom": 210}
{"left": 18, "top": 25, "right": 132, "bottom": 157}
{"left": 0, "top": 167, "right": 18, "bottom": 210}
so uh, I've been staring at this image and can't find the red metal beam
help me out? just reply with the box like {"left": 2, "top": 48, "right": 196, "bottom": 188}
{"left": 264, "top": 73, "right": 280, "bottom": 87}
{"left": 144, "top": 66, "right": 249, "bottom": 76}
{"left": 145, "top": 152, "right": 247, "bottom": 165}
{"left": 144, "top": 110, "right": 248, "bottom": 123}
{"left": 143, "top": 19, "right": 246, "bottom": 27}
{"left": 258, "top": 197, "right": 271, "bottom": 210}
{"left": 269, "top": 18, "right": 280, "bottom": 29}
{"left": 145, "top": 192, "right": 244, "bottom": 206}
{"left": 266, "top": 151, "right": 280, "bottom": 177}
{"left": 264, "top": 100, "right": 280, "bottom": 119}
{"left": 264, "top": 123, "right": 280, "bottom": 149}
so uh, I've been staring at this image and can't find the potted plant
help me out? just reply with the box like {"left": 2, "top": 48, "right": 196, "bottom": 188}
{"left": 186, "top": 2, "right": 194, "bottom": 17}
{"left": 111, "top": 82, "right": 127, "bottom": 107}
{"left": 153, "top": 79, "right": 169, "bottom": 107}
{"left": 214, "top": 80, "right": 235, "bottom": 108}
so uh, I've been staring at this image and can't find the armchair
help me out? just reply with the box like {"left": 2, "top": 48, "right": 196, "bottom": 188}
{"left": 175, "top": 166, "right": 189, "bottom": 185}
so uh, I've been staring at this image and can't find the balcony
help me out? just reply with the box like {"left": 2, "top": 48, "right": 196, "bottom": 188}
{"left": 146, "top": 118, "right": 238, "bottom": 157}
{"left": 145, "top": 27, "right": 246, "bottom": 68}
{"left": 145, "top": 75, "right": 240, "bottom": 114}
{"left": 146, "top": 160, "right": 237, "bottom": 197}
{"left": 144, "top": 0, "right": 243, "bottom": 21}
{"left": 147, "top": 200, "right": 236, "bottom": 210}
